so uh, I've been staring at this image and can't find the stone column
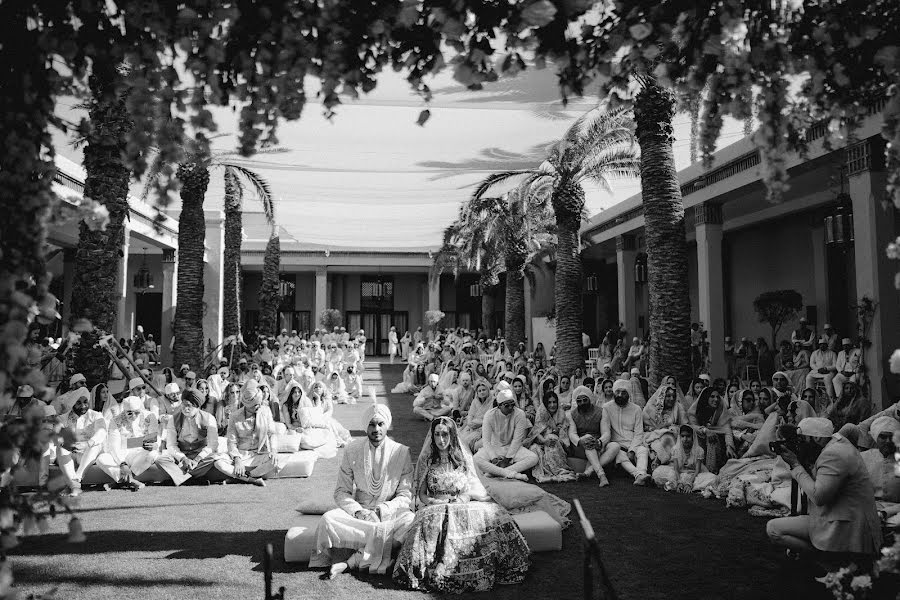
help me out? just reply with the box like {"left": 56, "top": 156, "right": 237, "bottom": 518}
{"left": 428, "top": 275, "right": 440, "bottom": 312}
{"left": 695, "top": 202, "right": 726, "bottom": 379}
{"left": 849, "top": 140, "right": 899, "bottom": 411}
{"left": 615, "top": 235, "right": 638, "bottom": 339}
{"left": 116, "top": 224, "right": 130, "bottom": 339}
{"left": 810, "top": 219, "right": 830, "bottom": 322}
{"left": 203, "top": 210, "right": 225, "bottom": 357}
{"left": 524, "top": 276, "right": 533, "bottom": 350}
{"left": 160, "top": 248, "right": 177, "bottom": 367}
{"left": 61, "top": 248, "right": 76, "bottom": 331}
{"left": 314, "top": 267, "right": 328, "bottom": 329}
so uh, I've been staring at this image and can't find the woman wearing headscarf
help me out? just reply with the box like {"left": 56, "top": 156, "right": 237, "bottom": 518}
{"left": 642, "top": 384, "right": 687, "bottom": 469}
{"left": 512, "top": 375, "right": 535, "bottom": 423}
{"left": 683, "top": 378, "right": 706, "bottom": 413}
{"left": 688, "top": 387, "right": 736, "bottom": 474}
{"left": 730, "top": 389, "right": 766, "bottom": 454}
{"left": 392, "top": 417, "right": 530, "bottom": 593}
{"left": 225, "top": 380, "right": 279, "bottom": 482}
{"left": 90, "top": 383, "right": 109, "bottom": 414}
{"left": 325, "top": 370, "right": 351, "bottom": 404}
{"left": 216, "top": 382, "right": 242, "bottom": 437}
{"left": 459, "top": 379, "right": 493, "bottom": 452}
{"left": 652, "top": 425, "right": 717, "bottom": 493}
{"left": 554, "top": 374, "right": 573, "bottom": 410}
{"left": 594, "top": 378, "right": 615, "bottom": 407}
{"left": 295, "top": 380, "right": 351, "bottom": 448}
{"left": 530, "top": 392, "right": 577, "bottom": 483}
{"left": 784, "top": 341, "right": 811, "bottom": 392}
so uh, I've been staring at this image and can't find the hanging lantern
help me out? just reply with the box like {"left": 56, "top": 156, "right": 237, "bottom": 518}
{"left": 133, "top": 247, "right": 154, "bottom": 293}
{"left": 825, "top": 192, "right": 854, "bottom": 246}
{"left": 373, "top": 275, "right": 385, "bottom": 301}
{"left": 470, "top": 283, "right": 482, "bottom": 297}
{"left": 279, "top": 278, "right": 295, "bottom": 298}
{"left": 585, "top": 274, "right": 599, "bottom": 292}
{"left": 634, "top": 254, "right": 648, "bottom": 284}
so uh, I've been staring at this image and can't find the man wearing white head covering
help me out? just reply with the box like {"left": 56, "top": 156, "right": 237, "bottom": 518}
{"left": 225, "top": 380, "right": 279, "bottom": 482}
{"left": 473, "top": 389, "right": 538, "bottom": 480}
{"left": 602, "top": 379, "right": 651, "bottom": 485}
{"left": 412, "top": 373, "right": 452, "bottom": 421}
{"left": 50, "top": 373, "right": 88, "bottom": 415}
{"left": 56, "top": 389, "right": 111, "bottom": 493}
{"left": 310, "top": 401, "right": 415, "bottom": 577}
{"left": 208, "top": 366, "right": 230, "bottom": 402}
{"left": 832, "top": 338, "right": 861, "bottom": 399}
{"left": 96, "top": 396, "right": 160, "bottom": 490}
{"left": 805, "top": 337, "right": 837, "bottom": 400}
{"left": 860, "top": 416, "right": 900, "bottom": 517}
{"left": 566, "top": 386, "right": 620, "bottom": 487}
{"left": 767, "top": 417, "right": 881, "bottom": 555}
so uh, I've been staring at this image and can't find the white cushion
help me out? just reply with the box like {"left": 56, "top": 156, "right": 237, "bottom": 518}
{"left": 273, "top": 431, "right": 302, "bottom": 453}
{"left": 274, "top": 451, "right": 318, "bottom": 478}
{"left": 512, "top": 510, "right": 562, "bottom": 552}
{"left": 299, "top": 428, "right": 329, "bottom": 449}
{"left": 273, "top": 422, "right": 288, "bottom": 436}
{"left": 284, "top": 515, "right": 322, "bottom": 563}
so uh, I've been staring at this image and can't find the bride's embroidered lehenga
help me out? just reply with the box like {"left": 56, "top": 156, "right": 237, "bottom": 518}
{"left": 393, "top": 418, "right": 530, "bottom": 594}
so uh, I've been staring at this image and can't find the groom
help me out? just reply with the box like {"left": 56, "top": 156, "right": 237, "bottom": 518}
{"left": 309, "top": 403, "right": 415, "bottom": 576}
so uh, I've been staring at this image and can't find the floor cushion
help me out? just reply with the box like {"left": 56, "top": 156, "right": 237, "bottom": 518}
{"left": 273, "top": 431, "right": 303, "bottom": 453}
{"left": 512, "top": 510, "right": 562, "bottom": 552}
{"left": 274, "top": 451, "right": 318, "bottom": 478}
{"left": 284, "top": 515, "right": 323, "bottom": 563}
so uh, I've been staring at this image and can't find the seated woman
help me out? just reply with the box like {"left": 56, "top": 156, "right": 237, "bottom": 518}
{"left": 642, "top": 384, "right": 687, "bottom": 469}
{"left": 393, "top": 417, "right": 530, "bottom": 593}
{"left": 688, "top": 387, "right": 737, "bottom": 474}
{"left": 459, "top": 379, "right": 492, "bottom": 452}
{"left": 683, "top": 378, "right": 706, "bottom": 412}
{"left": 293, "top": 381, "right": 351, "bottom": 448}
{"left": 555, "top": 374, "right": 573, "bottom": 410}
{"left": 530, "top": 392, "right": 577, "bottom": 483}
{"left": 784, "top": 342, "right": 810, "bottom": 392}
{"left": 730, "top": 389, "right": 765, "bottom": 453}
{"left": 652, "top": 425, "right": 717, "bottom": 493}
{"left": 90, "top": 383, "right": 109, "bottom": 414}
{"left": 512, "top": 375, "right": 535, "bottom": 423}
{"left": 216, "top": 382, "right": 242, "bottom": 437}
{"left": 594, "top": 378, "right": 615, "bottom": 406}
{"left": 325, "top": 370, "right": 351, "bottom": 404}
{"left": 196, "top": 379, "right": 218, "bottom": 419}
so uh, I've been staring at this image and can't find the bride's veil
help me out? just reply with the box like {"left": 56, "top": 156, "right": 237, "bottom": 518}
{"left": 413, "top": 416, "right": 487, "bottom": 506}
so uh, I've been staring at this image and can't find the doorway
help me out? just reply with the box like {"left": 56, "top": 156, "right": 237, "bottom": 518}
{"left": 135, "top": 292, "right": 163, "bottom": 341}
{"left": 347, "top": 311, "right": 409, "bottom": 356}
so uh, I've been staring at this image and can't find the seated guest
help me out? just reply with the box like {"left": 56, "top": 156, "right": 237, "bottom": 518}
{"left": 150, "top": 382, "right": 183, "bottom": 429}
{"left": 325, "top": 370, "right": 351, "bottom": 404}
{"left": 861, "top": 416, "right": 900, "bottom": 519}
{"left": 603, "top": 380, "right": 650, "bottom": 485}
{"left": 226, "top": 381, "right": 279, "bottom": 482}
{"left": 791, "top": 317, "right": 815, "bottom": 351}
{"left": 511, "top": 375, "right": 535, "bottom": 423}
{"left": 216, "top": 383, "right": 241, "bottom": 437}
{"left": 459, "top": 380, "right": 492, "bottom": 451}
{"left": 622, "top": 337, "right": 643, "bottom": 372}
{"left": 785, "top": 342, "right": 810, "bottom": 393}
{"left": 296, "top": 383, "right": 351, "bottom": 448}
{"left": 195, "top": 379, "right": 218, "bottom": 418}
{"left": 89, "top": 383, "right": 109, "bottom": 414}
{"left": 310, "top": 403, "right": 415, "bottom": 577}
{"left": 769, "top": 371, "right": 798, "bottom": 410}
{"left": 595, "top": 378, "right": 615, "bottom": 407}
{"left": 688, "top": 387, "right": 736, "bottom": 473}
{"left": 806, "top": 337, "right": 837, "bottom": 400}
{"left": 56, "top": 391, "right": 110, "bottom": 494}
{"left": 207, "top": 366, "right": 230, "bottom": 402}
{"left": 342, "top": 364, "right": 363, "bottom": 401}
{"left": 51, "top": 373, "right": 89, "bottom": 415}
{"left": 474, "top": 389, "right": 538, "bottom": 480}
{"left": 730, "top": 389, "right": 765, "bottom": 452}
{"left": 824, "top": 378, "right": 866, "bottom": 432}
{"left": 832, "top": 338, "right": 861, "bottom": 399}
{"left": 412, "top": 373, "right": 452, "bottom": 421}
{"left": 643, "top": 384, "right": 688, "bottom": 463}
{"left": 1, "top": 385, "right": 45, "bottom": 421}
{"left": 98, "top": 396, "right": 160, "bottom": 491}
{"left": 155, "top": 388, "right": 240, "bottom": 486}
{"left": 393, "top": 417, "right": 530, "bottom": 593}
{"left": 566, "top": 387, "right": 619, "bottom": 487}
{"left": 767, "top": 417, "right": 882, "bottom": 557}
{"left": 859, "top": 399, "right": 900, "bottom": 448}
{"left": 530, "top": 391, "right": 577, "bottom": 483}
{"left": 653, "top": 424, "right": 718, "bottom": 493}
{"left": 447, "top": 371, "right": 475, "bottom": 424}
{"left": 555, "top": 374, "right": 573, "bottom": 410}
{"left": 183, "top": 371, "right": 198, "bottom": 390}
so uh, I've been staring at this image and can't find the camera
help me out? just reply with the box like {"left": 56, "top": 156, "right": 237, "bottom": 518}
{"left": 769, "top": 424, "right": 800, "bottom": 455}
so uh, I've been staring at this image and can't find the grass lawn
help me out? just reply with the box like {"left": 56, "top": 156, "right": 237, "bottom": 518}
{"left": 13, "top": 362, "right": 829, "bottom": 600}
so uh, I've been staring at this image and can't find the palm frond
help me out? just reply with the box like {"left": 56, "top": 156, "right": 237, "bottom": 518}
{"left": 138, "top": 151, "right": 167, "bottom": 203}
{"left": 224, "top": 163, "right": 275, "bottom": 224}
{"left": 470, "top": 170, "right": 539, "bottom": 201}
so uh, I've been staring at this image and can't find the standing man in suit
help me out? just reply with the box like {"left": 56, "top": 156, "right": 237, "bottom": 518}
{"left": 767, "top": 417, "right": 882, "bottom": 557}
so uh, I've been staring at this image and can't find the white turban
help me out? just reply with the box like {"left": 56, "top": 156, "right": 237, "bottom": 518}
{"left": 797, "top": 417, "right": 834, "bottom": 438}
{"left": 129, "top": 377, "right": 144, "bottom": 390}
{"left": 362, "top": 403, "right": 392, "bottom": 430}
{"left": 496, "top": 389, "right": 515, "bottom": 405}
{"left": 612, "top": 379, "right": 631, "bottom": 395}
{"left": 123, "top": 396, "right": 144, "bottom": 412}
{"left": 870, "top": 416, "right": 900, "bottom": 439}
{"left": 428, "top": 373, "right": 440, "bottom": 385}
{"left": 164, "top": 382, "right": 180, "bottom": 395}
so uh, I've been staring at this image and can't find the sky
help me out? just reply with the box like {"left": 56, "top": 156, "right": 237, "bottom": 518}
{"left": 52, "top": 65, "right": 748, "bottom": 251}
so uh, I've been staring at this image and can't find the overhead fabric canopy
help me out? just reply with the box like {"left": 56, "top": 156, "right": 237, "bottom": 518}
{"left": 52, "top": 66, "right": 746, "bottom": 252}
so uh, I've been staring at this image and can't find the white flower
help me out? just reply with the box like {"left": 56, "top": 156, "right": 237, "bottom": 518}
{"left": 890, "top": 349, "right": 900, "bottom": 374}
{"left": 850, "top": 574, "right": 872, "bottom": 591}
{"left": 521, "top": 1, "right": 557, "bottom": 28}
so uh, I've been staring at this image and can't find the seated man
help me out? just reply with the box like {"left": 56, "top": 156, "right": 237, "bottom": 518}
{"left": 51, "top": 373, "right": 89, "bottom": 415}
{"left": 155, "top": 388, "right": 241, "bottom": 486}
{"left": 412, "top": 373, "right": 451, "bottom": 421}
{"left": 474, "top": 389, "right": 538, "bottom": 480}
{"left": 768, "top": 417, "right": 882, "bottom": 557}
{"left": 343, "top": 364, "right": 363, "bottom": 401}
{"left": 566, "top": 386, "right": 620, "bottom": 487}
{"left": 448, "top": 371, "right": 475, "bottom": 423}
{"left": 602, "top": 380, "right": 650, "bottom": 485}
{"left": 1, "top": 385, "right": 44, "bottom": 421}
{"left": 860, "top": 416, "right": 900, "bottom": 520}
{"left": 56, "top": 389, "right": 110, "bottom": 493}
{"left": 832, "top": 338, "right": 861, "bottom": 399}
{"left": 859, "top": 400, "right": 900, "bottom": 448}
{"left": 149, "top": 382, "right": 183, "bottom": 428}
{"left": 225, "top": 380, "right": 278, "bottom": 482}
{"left": 97, "top": 396, "right": 160, "bottom": 490}
{"left": 309, "top": 403, "right": 415, "bottom": 577}
{"left": 805, "top": 337, "right": 837, "bottom": 400}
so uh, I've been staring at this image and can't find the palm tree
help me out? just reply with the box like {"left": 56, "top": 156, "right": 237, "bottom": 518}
{"left": 69, "top": 64, "right": 132, "bottom": 386}
{"left": 258, "top": 225, "right": 281, "bottom": 338}
{"left": 472, "top": 108, "right": 640, "bottom": 376}
{"left": 144, "top": 148, "right": 277, "bottom": 371}
{"left": 633, "top": 79, "right": 693, "bottom": 389}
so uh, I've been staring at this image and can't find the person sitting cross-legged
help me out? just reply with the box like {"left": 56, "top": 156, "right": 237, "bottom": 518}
{"left": 309, "top": 403, "right": 415, "bottom": 578}
{"left": 155, "top": 388, "right": 242, "bottom": 486}
{"left": 96, "top": 396, "right": 159, "bottom": 491}
{"left": 603, "top": 379, "right": 651, "bottom": 485}
{"left": 473, "top": 389, "right": 538, "bottom": 480}
{"left": 565, "top": 386, "right": 620, "bottom": 487}
{"left": 412, "top": 373, "right": 452, "bottom": 421}
{"left": 860, "top": 416, "right": 900, "bottom": 520}
{"left": 225, "top": 380, "right": 279, "bottom": 483}
{"left": 55, "top": 390, "right": 110, "bottom": 494}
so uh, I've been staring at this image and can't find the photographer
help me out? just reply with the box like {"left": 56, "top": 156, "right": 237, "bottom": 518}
{"left": 766, "top": 418, "right": 882, "bottom": 557}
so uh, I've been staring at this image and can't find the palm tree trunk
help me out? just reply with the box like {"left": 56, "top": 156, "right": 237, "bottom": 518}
{"left": 173, "top": 162, "right": 209, "bottom": 372}
{"left": 223, "top": 169, "right": 243, "bottom": 368}
{"left": 258, "top": 232, "right": 280, "bottom": 338}
{"left": 634, "top": 82, "right": 693, "bottom": 390}
{"left": 70, "top": 64, "right": 131, "bottom": 386}
{"left": 481, "top": 283, "right": 496, "bottom": 333}
{"left": 551, "top": 183, "right": 586, "bottom": 377}
{"left": 505, "top": 270, "right": 526, "bottom": 350}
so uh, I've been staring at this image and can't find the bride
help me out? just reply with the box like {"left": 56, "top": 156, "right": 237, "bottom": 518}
{"left": 392, "top": 416, "right": 530, "bottom": 593}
